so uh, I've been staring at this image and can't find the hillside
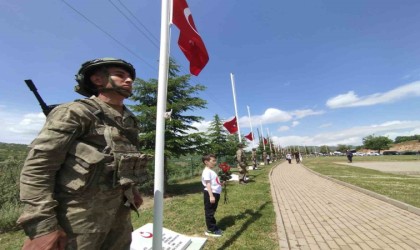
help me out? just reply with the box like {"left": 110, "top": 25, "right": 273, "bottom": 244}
{"left": 0, "top": 142, "right": 28, "bottom": 161}
{"left": 388, "top": 140, "right": 420, "bottom": 152}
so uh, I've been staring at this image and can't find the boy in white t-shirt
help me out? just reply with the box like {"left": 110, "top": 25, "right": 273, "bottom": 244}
{"left": 201, "top": 154, "right": 223, "bottom": 237}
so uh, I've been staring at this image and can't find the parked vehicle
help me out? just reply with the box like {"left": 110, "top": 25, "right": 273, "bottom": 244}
{"left": 383, "top": 151, "right": 399, "bottom": 155}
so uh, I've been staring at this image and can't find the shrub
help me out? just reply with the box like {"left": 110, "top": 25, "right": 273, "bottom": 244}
{"left": 0, "top": 158, "right": 24, "bottom": 232}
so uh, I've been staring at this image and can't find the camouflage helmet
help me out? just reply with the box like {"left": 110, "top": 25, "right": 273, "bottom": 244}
{"left": 75, "top": 57, "right": 136, "bottom": 97}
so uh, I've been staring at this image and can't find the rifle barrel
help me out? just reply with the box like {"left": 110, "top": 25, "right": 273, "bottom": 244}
{"left": 24, "top": 79, "right": 50, "bottom": 116}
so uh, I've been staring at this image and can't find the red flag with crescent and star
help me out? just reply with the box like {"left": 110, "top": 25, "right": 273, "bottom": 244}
{"left": 172, "top": 0, "right": 209, "bottom": 76}
{"left": 223, "top": 116, "right": 238, "bottom": 134}
{"left": 263, "top": 137, "right": 268, "bottom": 145}
{"left": 245, "top": 132, "right": 253, "bottom": 141}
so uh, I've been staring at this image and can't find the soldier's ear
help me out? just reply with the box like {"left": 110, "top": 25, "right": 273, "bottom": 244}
{"left": 90, "top": 72, "right": 107, "bottom": 87}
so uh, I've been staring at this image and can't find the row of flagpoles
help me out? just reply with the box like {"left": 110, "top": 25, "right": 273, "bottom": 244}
{"left": 222, "top": 99, "right": 273, "bottom": 151}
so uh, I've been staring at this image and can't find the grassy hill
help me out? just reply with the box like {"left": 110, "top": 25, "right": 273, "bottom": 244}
{"left": 389, "top": 140, "right": 420, "bottom": 152}
{"left": 0, "top": 143, "right": 28, "bottom": 162}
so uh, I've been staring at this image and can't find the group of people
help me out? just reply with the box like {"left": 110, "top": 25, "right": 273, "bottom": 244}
{"left": 17, "top": 57, "right": 273, "bottom": 248}
{"left": 286, "top": 151, "right": 301, "bottom": 164}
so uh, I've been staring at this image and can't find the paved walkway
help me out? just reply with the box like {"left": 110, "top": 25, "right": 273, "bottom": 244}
{"left": 270, "top": 161, "right": 420, "bottom": 250}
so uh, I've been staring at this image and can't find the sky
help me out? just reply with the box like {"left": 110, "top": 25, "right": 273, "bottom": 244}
{"left": 1, "top": 0, "right": 420, "bottom": 148}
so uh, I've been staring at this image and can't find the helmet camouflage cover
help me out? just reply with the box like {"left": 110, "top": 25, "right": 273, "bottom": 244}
{"left": 75, "top": 57, "right": 136, "bottom": 97}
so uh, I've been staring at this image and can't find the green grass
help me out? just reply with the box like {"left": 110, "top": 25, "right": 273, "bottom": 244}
{"left": 303, "top": 155, "right": 420, "bottom": 208}
{"left": 132, "top": 164, "right": 278, "bottom": 249}
{"left": 0, "top": 163, "right": 279, "bottom": 249}
{"left": 3, "top": 155, "right": 419, "bottom": 249}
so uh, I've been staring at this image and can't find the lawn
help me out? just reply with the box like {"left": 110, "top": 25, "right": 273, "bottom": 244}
{"left": 0, "top": 162, "right": 279, "bottom": 250}
{"left": 3, "top": 155, "right": 418, "bottom": 249}
{"left": 302, "top": 155, "right": 420, "bottom": 208}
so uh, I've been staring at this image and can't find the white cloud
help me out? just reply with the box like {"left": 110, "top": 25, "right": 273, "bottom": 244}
{"left": 319, "top": 123, "right": 332, "bottom": 128}
{"left": 277, "top": 126, "right": 290, "bottom": 132}
{"left": 291, "top": 109, "right": 325, "bottom": 119}
{"left": 236, "top": 108, "right": 324, "bottom": 129}
{"left": 326, "top": 81, "right": 420, "bottom": 109}
{"left": 270, "top": 120, "right": 420, "bottom": 147}
{"left": 190, "top": 120, "right": 212, "bottom": 133}
{"left": 0, "top": 108, "right": 45, "bottom": 144}
{"left": 256, "top": 108, "right": 292, "bottom": 123}
{"left": 291, "top": 121, "right": 300, "bottom": 127}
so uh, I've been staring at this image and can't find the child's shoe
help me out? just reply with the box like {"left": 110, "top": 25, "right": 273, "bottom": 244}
{"left": 205, "top": 229, "right": 223, "bottom": 237}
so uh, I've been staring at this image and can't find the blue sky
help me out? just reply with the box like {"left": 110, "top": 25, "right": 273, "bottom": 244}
{"left": 1, "top": 0, "right": 419, "bottom": 147}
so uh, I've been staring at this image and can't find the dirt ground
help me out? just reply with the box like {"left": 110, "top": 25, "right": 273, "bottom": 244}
{"left": 336, "top": 161, "right": 420, "bottom": 176}
{"left": 389, "top": 140, "right": 420, "bottom": 152}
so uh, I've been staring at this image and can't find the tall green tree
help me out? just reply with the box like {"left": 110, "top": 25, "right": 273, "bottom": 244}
{"left": 362, "top": 134, "right": 393, "bottom": 153}
{"left": 337, "top": 144, "right": 349, "bottom": 152}
{"left": 206, "top": 114, "right": 232, "bottom": 157}
{"left": 319, "top": 145, "right": 330, "bottom": 154}
{"left": 130, "top": 59, "right": 207, "bottom": 159}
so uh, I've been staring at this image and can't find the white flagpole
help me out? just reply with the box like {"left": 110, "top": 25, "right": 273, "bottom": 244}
{"left": 230, "top": 73, "right": 241, "bottom": 143}
{"left": 246, "top": 105, "right": 255, "bottom": 148}
{"left": 266, "top": 128, "right": 272, "bottom": 153}
{"left": 153, "top": 0, "right": 170, "bottom": 248}
{"left": 260, "top": 121, "right": 265, "bottom": 150}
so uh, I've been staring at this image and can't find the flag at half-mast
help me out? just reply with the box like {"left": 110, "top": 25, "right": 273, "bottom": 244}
{"left": 244, "top": 132, "right": 253, "bottom": 141}
{"left": 263, "top": 137, "right": 268, "bottom": 145}
{"left": 223, "top": 116, "right": 238, "bottom": 134}
{"left": 172, "top": 0, "right": 209, "bottom": 76}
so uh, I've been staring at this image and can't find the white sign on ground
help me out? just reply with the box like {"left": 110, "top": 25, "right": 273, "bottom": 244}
{"left": 130, "top": 223, "right": 206, "bottom": 250}
{"left": 229, "top": 173, "right": 239, "bottom": 181}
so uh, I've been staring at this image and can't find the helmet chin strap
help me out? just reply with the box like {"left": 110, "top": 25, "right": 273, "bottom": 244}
{"left": 97, "top": 77, "right": 132, "bottom": 98}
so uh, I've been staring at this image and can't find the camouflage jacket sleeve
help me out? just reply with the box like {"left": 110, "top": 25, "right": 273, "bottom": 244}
{"left": 18, "top": 103, "right": 91, "bottom": 238}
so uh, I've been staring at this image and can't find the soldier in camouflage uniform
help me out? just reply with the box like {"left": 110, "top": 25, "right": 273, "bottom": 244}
{"left": 18, "top": 58, "right": 148, "bottom": 250}
{"left": 251, "top": 148, "right": 258, "bottom": 170}
{"left": 236, "top": 143, "right": 248, "bottom": 184}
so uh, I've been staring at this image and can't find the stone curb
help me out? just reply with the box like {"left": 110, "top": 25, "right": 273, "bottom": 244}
{"left": 301, "top": 163, "right": 420, "bottom": 216}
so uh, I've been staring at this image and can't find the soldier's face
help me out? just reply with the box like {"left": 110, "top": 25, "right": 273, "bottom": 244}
{"left": 107, "top": 67, "right": 133, "bottom": 93}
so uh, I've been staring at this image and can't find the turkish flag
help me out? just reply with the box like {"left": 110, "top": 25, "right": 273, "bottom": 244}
{"left": 223, "top": 117, "right": 238, "bottom": 134}
{"left": 245, "top": 132, "right": 253, "bottom": 141}
{"left": 172, "top": 0, "right": 209, "bottom": 76}
{"left": 263, "top": 137, "right": 268, "bottom": 145}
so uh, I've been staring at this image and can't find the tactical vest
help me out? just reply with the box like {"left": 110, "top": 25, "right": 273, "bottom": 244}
{"left": 55, "top": 98, "right": 148, "bottom": 196}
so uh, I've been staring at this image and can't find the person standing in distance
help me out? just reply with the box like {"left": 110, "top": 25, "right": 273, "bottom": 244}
{"left": 251, "top": 148, "right": 258, "bottom": 170}
{"left": 18, "top": 58, "right": 148, "bottom": 250}
{"left": 346, "top": 150, "right": 353, "bottom": 163}
{"left": 236, "top": 143, "right": 248, "bottom": 184}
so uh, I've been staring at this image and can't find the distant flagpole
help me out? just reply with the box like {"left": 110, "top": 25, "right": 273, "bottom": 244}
{"left": 256, "top": 128, "right": 261, "bottom": 145}
{"left": 230, "top": 73, "right": 241, "bottom": 142}
{"left": 153, "top": 0, "right": 171, "bottom": 248}
{"left": 247, "top": 105, "right": 255, "bottom": 148}
{"left": 266, "top": 128, "right": 272, "bottom": 153}
{"left": 260, "top": 121, "right": 265, "bottom": 150}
